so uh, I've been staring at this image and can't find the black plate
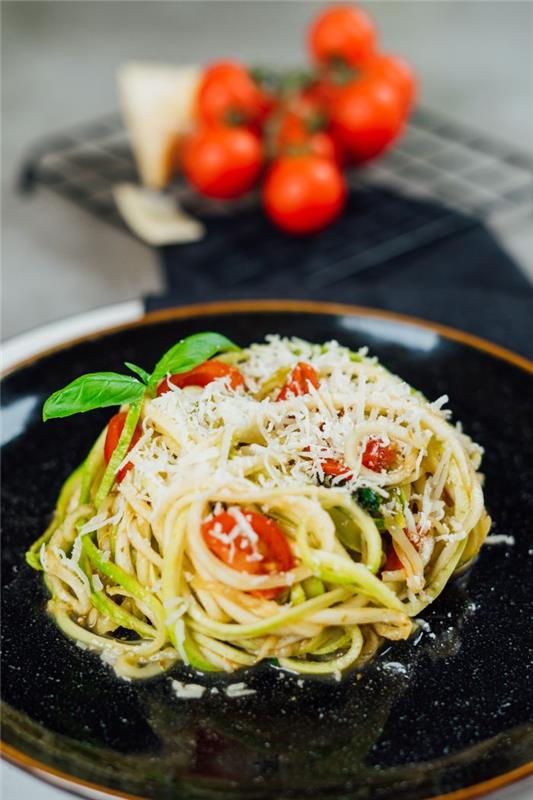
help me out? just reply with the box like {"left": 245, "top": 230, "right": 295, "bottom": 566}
{"left": 2, "top": 301, "right": 533, "bottom": 800}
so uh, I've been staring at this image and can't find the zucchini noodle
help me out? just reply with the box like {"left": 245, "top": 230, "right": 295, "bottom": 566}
{"left": 29, "top": 336, "right": 490, "bottom": 680}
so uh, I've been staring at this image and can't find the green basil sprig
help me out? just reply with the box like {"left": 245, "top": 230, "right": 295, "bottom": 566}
{"left": 42, "top": 332, "right": 240, "bottom": 421}
{"left": 124, "top": 362, "right": 151, "bottom": 384}
{"left": 148, "top": 332, "right": 239, "bottom": 392}
{"left": 43, "top": 373, "right": 145, "bottom": 421}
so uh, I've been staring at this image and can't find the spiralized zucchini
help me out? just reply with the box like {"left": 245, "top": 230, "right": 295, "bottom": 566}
{"left": 29, "top": 336, "right": 490, "bottom": 680}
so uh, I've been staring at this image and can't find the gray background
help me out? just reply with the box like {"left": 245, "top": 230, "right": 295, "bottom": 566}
{"left": 1, "top": 2, "right": 533, "bottom": 798}
{"left": 2, "top": 0, "right": 533, "bottom": 342}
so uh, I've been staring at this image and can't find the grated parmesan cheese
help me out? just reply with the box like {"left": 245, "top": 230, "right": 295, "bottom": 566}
{"left": 485, "top": 534, "right": 515, "bottom": 546}
{"left": 225, "top": 682, "right": 256, "bottom": 697}
{"left": 170, "top": 679, "right": 206, "bottom": 699}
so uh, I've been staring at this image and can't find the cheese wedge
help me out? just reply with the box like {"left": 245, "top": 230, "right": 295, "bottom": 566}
{"left": 118, "top": 62, "right": 201, "bottom": 189}
{"left": 113, "top": 183, "right": 205, "bottom": 246}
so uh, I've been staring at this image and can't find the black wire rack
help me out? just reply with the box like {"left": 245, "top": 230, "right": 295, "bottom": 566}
{"left": 18, "top": 106, "right": 533, "bottom": 285}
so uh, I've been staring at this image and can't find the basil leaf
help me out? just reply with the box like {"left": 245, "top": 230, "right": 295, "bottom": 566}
{"left": 148, "top": 332, "right": 240, "bottom": 391}
{"left": 43, "top": 373, "right": 145, "bottom": 421}
{"left": 125, "top": 362, "right": 150, "bottom": 384}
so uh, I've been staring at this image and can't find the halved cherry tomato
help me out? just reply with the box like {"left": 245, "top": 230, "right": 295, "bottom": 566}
{"left": 383, "top": 526, "right": 422, "bottom": 572}
{"left": 362, "top": 437, "right": 397, "bottom": 471}
{"left": 308, "top": 5, "right": 377, "bottom": 69}
{"left": 104, "top": 411, "right": 142, "bottom": 483}
{"left": 383, "top": 544, "right": 402, "bottom": 572}
{"left": 182, "top": 126, "right": 263, "bottom": 200}
{"left": 277, "top": 362, "right": 320, "bottom": 400}
{"left": 197, "top": 61, "right": 274, "bottom": 128}
{"left": 157, "top": 359, "right": 245, "bottom": 396}
{"left": 202, "top": 509, "right": 294, "bottom": 598}
{"left": 321, "top": 458, "right": 353, "bottom": 479}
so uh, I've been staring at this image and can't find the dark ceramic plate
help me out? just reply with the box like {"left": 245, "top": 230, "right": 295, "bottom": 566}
{"left": 2, "top": 301, "right": 533, "bottom": 800}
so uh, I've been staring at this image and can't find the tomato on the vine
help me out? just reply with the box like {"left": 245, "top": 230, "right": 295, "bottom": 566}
{"left": 197, "top": 61, "right": 274, "bottom": 128}
{"left": 308, "top": 5, "right": 377, "bottom": 69}
{"left": 329, "top": 76, "right": 405, "bottom": 163}
{"left": 364, "top": 53, "right": 417, "bottom": 114}
{"left": 182, "top": 126, "right": 263, "bottom": 199}
{"left": 276, "top": 113, "right": 341, "bottom": 163}
{"left": 263, "top": 154, "right": 346, "bottom": 234}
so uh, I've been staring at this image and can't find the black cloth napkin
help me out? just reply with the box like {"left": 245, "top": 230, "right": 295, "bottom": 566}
{"left": 146, "top": 188, "right": 533, "bottom": 359}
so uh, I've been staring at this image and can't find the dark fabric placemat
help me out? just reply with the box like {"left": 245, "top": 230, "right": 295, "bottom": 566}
{"left": 146, "top": 188, "right": 533, "bottom": 360}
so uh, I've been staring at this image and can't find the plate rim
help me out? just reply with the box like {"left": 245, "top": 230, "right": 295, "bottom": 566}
{"left": 1, "top": 298, "right": 532, "bottom": 380}
{"left": 2, "top": 729, "right": 533, "bottom": 800}
{"left": 2, "top": 297, "right": 532, "bottom": 800}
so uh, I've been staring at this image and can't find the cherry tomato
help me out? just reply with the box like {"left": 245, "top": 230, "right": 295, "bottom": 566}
{"left": 277, "top": 362, "right": 320, "bottom": 401}
{"left": 321, "top": 458, "right": 353, "bottom": 479}
{"left": 304, "top": 79, "right": 343, "bottom": 112}
{"left": 276, "top": 113, "right": 341, "bottom": 163}
{"left": 263, "top": 155, "right": 346, "bottom": 234}
{"left": 197, "top": 61, "right": 274, "bottom": 128}
{"left": 329, "top": 76, "right": 405, "bottom": 163}
{"left": 383, "top": 544, "right": 402, "bottom": 572}
{"left": 104, "top": 411, "right": 142, "bottom": 483}
{"left": 308, "top": 5, "right": 377, "bottom": 69}
{"left": 362, "top": 437, "right": 397, "bottom": 471}
{"left": 182, "top": 126, "right": 263, "bottom": 199}
{"left": 365, "top": 52, "right": 417, "bottom": 114}
{"left": 157, "top": 360, "right": 245, "bottom": 396}
{"left": 202, "top": 509, "right": 294, "bottom": 598}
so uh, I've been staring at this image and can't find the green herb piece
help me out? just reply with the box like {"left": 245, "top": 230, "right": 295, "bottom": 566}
{"left": 42, "top": 373, "right": 145, "bottom": 421}
{"left": 124, "top": 362, "right": 150, "bottom": 384}
{"left": 148, "top": 332, "right": 240, "bottom": 392}
{"left": 355, "top": 488, "right": 381, "bottom": 516}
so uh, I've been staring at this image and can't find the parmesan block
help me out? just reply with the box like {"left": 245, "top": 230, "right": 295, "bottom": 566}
{"left": 117, "top": 61, "right": 201, "bottom": 189}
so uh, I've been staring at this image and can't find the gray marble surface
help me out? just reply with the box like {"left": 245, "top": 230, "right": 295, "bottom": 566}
{"left": 1, "top": 2, "right": 532, "bottom": 798}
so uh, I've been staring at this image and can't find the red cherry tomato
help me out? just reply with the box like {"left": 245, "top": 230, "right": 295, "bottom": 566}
{"left": 202, "top": 509, "right": 294, "bottom": 598}
{"left": 362, "top": 437, "right": 397, "bottom": 471}
{"left": 365, "top": 52, "right": 417, "bottom": 114}
{"left": 383, "top": 544, "right": 403, "bottom": 572}
{"left": 182, "top": 126, "right": 263, "bottom": 199}
{"left": 330, "top": 76, "right": 405, "bottom": 163}
{"left": 321, "top": 458, "right": 353, "bottom": 479}
{"left": 308, "top": 5, "right": 377, "bottom": 69}
{"left": 104, "top": 411, "right": 142, "bottom": 483}
{"left": 276, "top": 113, "right": 342, "bottom": 163}
{"left": 277, "top": 362, "right": 320, "bottom": 401}
{"left": 304, "top": 79, "right": 343, "bottom": 112}
{"left": 263, "top": 155, "right": 346, "bottom": 234}
{"left": 197, "top": 61, "right": 274, "bottom": 128}
{"left": 157, "top": 360, "right": 245, "bottom": 396}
